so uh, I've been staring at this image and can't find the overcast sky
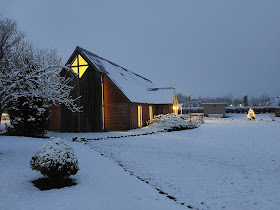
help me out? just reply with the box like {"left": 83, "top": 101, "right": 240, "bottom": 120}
{"left": 1, "top": 0, "right": 279, "bottom": 98}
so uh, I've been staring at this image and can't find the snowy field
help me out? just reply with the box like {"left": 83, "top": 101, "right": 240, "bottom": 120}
{"left": 85, "top": 114, "right": 280, "bottom": 209}
{"left": 0, "top": 114, "right": 279, "bottom": 209}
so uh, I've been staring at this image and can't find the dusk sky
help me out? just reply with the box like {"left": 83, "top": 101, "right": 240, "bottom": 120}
{"left": 1, "top": 0, "right": 279, "bottom": 98}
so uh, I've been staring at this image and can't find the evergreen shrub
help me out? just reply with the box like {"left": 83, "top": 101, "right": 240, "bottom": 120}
{"left": 7, "top": 97, "right": 48, "bottom": 136}
{"left": 30, "top": 137, "right": 79, "bottom": 181}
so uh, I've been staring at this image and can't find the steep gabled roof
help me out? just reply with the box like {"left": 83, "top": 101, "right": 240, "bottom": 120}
{"left": 74, "top": 46, "right": 175, "bottom": 104}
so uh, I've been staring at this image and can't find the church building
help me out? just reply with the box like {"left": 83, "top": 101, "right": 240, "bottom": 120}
{"left": 49, "top": 46, "right": 178, "bottom": 132}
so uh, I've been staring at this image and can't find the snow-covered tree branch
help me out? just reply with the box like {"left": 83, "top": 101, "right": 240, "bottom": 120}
{"left": 0, "top": 17, "right": 81, "bottom": 113}
{"left": 0, "top": 16, "right": 81, "bottom": 136}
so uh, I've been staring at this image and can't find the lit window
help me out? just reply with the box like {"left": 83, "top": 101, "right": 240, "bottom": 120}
{"left": 138, "top": 106, "right": 143, "bottom": 127}
{"left": 71, "top": 54, "right": 88, "bottom": 78}
{"left": 149, "top": 106, "right": 153, "bottom": 122}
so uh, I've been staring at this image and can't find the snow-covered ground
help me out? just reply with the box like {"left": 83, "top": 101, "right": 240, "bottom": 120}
{"left": 74, "top": 113, "right": 280, "bottom": 209}
{"left": 0, "top": 114, "right": 279, "bottom": 209}
{"left": 0, "top": 137, "right": 183, "bottom": 210}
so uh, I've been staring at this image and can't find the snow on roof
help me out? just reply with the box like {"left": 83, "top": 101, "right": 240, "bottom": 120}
{"left": 77, "top": 46, "right": 174, "bottom": 104}
{"left": 201, "top": 102, "right": 228, "bottom": 105}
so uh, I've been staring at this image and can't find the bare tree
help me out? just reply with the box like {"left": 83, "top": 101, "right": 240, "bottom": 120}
{"left": 0, "top": 17, "right": 81, "bottom": 113}
{"left": 259, "top": 93, "right": 271, "bottom": 106}
{"left": 0, "top": 17, "right": 24, "bottom": 60}
{"left": 0, "top": 42, "right": 81, "bottom": 112}
{"left": 0, "top": 18, "right": 24, "bottom": 114}
{"left": 249, "top": 97, "right": 258, "bottom": 106}
{"left": 0, "top": 16, "right": 81, "bottom": 135}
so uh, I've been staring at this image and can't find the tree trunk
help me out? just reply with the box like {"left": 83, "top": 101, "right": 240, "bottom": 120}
{"left": 0, "top": 109, "right": 2, "bottom": 122}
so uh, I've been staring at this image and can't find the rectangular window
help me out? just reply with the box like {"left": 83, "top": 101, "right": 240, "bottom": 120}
{"left": 149, "top": 106, "right": 153, "bottom": 122}
{"left": 138, "top": 106, "right": 143, "bottom": 127}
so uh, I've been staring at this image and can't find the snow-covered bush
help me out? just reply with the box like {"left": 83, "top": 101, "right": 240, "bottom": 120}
{"left": 147, "top": 113, "right": 197, "bottom": 131}
{"left": 7, "top": 97, "right": 48, "bottom": 136}
{"left": 30, "top": 137, "right": 79, "bottom": 180}
{"left": 269, "top": 113, "right": 276, "bottom": 121}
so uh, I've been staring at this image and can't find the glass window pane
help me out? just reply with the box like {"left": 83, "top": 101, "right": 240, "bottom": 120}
{"left": 78, "top": 55, "right": 88, "bottom": 66}
{"left": 71, "top": 67, "right": 78, "bottom": 74}
{"left": 138, "top": 106, "right": 143, "bottom": 127}
{"left": 79, "top": 66, "right": 88, "bottom": 78}
{"left": 70, "top": 54, "right": 89, "bottom": 78}
{"left": 149, "top": 106, "right": 153, "bottom": 121}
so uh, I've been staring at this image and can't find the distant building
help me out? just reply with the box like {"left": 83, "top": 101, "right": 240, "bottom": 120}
{"left": 49, "top": 46, "right": 178, "bottom": 132}
{"left": 202, "top": 103, "right": 227, "bottom": 118}
{"left": 275, "top": 108, "right": 280, "bottom": 117}
{"left": 243, "top": 95, "right": 248, "bottom": 107}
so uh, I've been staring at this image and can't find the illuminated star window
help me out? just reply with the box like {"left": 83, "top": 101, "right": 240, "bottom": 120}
{"left": 71, "top": 54, "right": 88, "bottom": 78}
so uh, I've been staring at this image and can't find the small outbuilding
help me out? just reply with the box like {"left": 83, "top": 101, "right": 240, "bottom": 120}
{"left": 275, "top": 108, "right": 280, "bottom": 117}
{"left": 202, "top": 103, "right": 227, "bottom": 118}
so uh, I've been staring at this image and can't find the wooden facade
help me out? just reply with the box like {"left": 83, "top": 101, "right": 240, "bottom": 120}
{"left": 48, "top": 46, "right": 175, "bottom": 132}
{"left": 48, "top": 105, "right": 61, "bottom": 131}
{"left": 60, "top": 61, "right": 103, "bottom": 132}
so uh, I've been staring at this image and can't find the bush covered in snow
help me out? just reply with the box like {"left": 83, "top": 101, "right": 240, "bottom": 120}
{"left": 269, "top": 113, "right": 276, "bottom": 121}
{"left": 7, "top": 97, "right": 49, "bottom": 137}
{"left": 30, "top": 137, "right": 79, "bottom": 180}
{"left": 147, "top": 113, "right": 199, "bottom": 131}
